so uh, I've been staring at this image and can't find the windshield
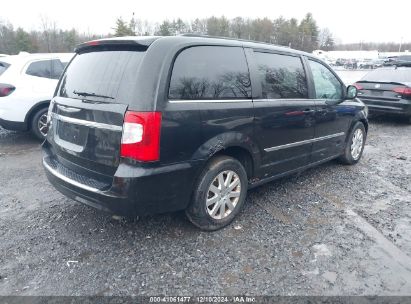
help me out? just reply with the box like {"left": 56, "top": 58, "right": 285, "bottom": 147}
{"left": 58, "top": 47, "right": 146, "bottom": 103}
{"left": 361, "top": 68, "right": 411, "bottom": 84}
{"left": 0, "top": 62, "right": 10, "bottom": 76}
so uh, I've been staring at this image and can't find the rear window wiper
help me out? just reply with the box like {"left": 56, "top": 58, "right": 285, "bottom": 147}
{"left": 73, "top": 90, "right": 114, "bottom": 99}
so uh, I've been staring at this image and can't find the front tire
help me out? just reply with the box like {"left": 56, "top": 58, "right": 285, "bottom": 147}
{"left": 30, "top": 107, "right": 48, "bottom": 140}
{"left": 186, "top": 156, "right": 248, "bottom": 231}
{"left": 338, "top": 122, "right": 366, "bottom": 165}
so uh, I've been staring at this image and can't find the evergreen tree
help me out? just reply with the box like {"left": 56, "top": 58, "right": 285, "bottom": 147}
{"left": 155, "top": 21, "right": 172, "bottom": 36}
{"left": 298, "top": 13, "right": 319, "bottom": 52}
{"left": 15, "top": 28, "right": 36, "bottom": 52}
{"left": 113, "top": 18, "right": 134, "bottom": 37}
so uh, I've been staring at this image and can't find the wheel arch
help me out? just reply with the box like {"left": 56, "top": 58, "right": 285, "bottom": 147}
{"left": 192, "top": 132, "right": 261, "bottom": 180}
{"left": 24, "top": 100, "right": 50, "bottom": 130}
{"left": 345, "top": 111, "right": 368, "bottom": 144}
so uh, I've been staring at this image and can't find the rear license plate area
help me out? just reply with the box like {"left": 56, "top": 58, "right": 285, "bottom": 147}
{"left": 371, "top": 91, "right": 383, "bottom": 96}
{"left": 58, "top": 121, "right": 86, "bottom": 145}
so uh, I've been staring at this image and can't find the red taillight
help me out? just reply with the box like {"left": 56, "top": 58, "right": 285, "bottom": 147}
{"left": 120, "top": 111, "right": 162, "bottom": 162}
{"left": 393, "top": 87, "right": 411, "bottom": 97}
{"left": 0, "top": 84, "right": 15, "bottom": 97}
{"left": 353, "top": 83, "right": 363, "bottom": 90}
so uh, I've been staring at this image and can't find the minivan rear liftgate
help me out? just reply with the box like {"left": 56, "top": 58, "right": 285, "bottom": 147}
{"left": 44, "top": 43, "right": 149, "bottom": 176}
{"left": 44, "top": 96, "right": 127, "bottom": 187}
{"left": 42, "top": 42, "right": 166, "bottom": 214}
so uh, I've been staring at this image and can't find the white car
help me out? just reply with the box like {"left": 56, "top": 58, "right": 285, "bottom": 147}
{"left": 0, "top": 53, "right": 74, "bottom": 139}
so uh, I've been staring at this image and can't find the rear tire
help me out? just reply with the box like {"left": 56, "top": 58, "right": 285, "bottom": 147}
{"left": 186, "top": 156, "right": 248, "bottom": 231}
{"left": 30, "top": 107, "right": 48, "bottom": 140}
{"left": 338, "top": 122, "right": 366, "bottom": 165}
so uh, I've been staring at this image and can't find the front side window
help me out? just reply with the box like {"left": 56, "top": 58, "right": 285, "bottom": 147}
{"left": 308, "top": 60, "right": 343, "bottom": 100}
{"left": 169, "top": 46, "right": 251, "bottom": 100}
{"left": 255, "top": 52, "right": 308, "bottom": 99}
{"left": 26, "top": 60, "right": 53, "bottom": 78}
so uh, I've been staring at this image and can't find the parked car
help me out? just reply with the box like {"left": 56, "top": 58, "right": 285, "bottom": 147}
{"left": 344, "top": 59, "right": 358, "bottom": 70}
{"left": 383, "top": 56, "right": 397, "bottom": 66}
{"left": 42, "top": 36, "right": 368, "bottom": 231}
{"left": 358, "top": 59, "right": 371, "bottom": 69}
{"left": 0, "top": 52, "right": 74, "bottom": 139}
{"left": 390, "top": 55, "right": 411, "bottom": 67}
{"left": 382, "top": 56, "right": 411, "bottom": 67}
{"left": 371, "top": 59, "right": 386, "bottom": 69}
{"left": 355, "top": 67, "right": 411, "bottom": 122}
{"left": 335, "top": 58, "right": 348, "bottom": 67}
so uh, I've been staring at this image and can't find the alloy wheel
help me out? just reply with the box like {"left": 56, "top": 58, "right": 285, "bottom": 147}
{"left": 350, "top": 128, "right": 364, "bottom": 160}
{"left": 38, "top": 113, "right": 48, "bottom": 137}
{"left": 206, "top": 170, "right": 242, "bottom": 220}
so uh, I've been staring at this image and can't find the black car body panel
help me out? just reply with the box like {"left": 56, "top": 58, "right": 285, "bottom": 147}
{"left": 43, "top": 35, "right": 368, "bottom": 217}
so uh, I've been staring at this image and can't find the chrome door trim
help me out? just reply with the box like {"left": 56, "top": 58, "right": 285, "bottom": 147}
{"left": 43, "top": 160, "right": 100, "bottom": 193}
{"left": 264, "top": 132, "right": 345, "bottom": 152}
{"left": 52, "top": 113, "right": 122, "bottom": 132}
{"left": 168, "top": 99, "right": 251, "bottom": 103}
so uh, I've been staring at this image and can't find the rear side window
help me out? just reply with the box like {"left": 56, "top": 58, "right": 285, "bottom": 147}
{"left": 58, "top": 48, "right": 146, "bottom": 103}
{"left": 169, "top": 46, "right": 251, "bottom": 100}
{"left": 254, "top": 52, "right": 308, "bottom": 99}
{"left": 362, "top": 68, "right": 411, "bottom": 83}
{"left": 0, "top": 62, "right": 10, "bottom": 76}
{"left": 26, "top": 60, "right": 53, "bottom": 78}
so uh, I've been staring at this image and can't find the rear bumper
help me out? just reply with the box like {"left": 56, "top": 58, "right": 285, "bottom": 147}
{"left": 43, "top": 147, "right": 203, "bottom": 217}
{"left": 359, "top": 98, "right": 411, "bottom": 116}
{"left": 0, "top": 117, "right": 27, "bottom": 131}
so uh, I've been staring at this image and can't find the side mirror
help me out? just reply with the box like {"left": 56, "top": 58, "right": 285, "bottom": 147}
{"left": 346, "top": 85, "right": 358, "bottom": 99}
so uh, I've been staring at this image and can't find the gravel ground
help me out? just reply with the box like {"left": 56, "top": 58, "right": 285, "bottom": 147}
{"left": 0, "top": 116, "right": 410, "bottom": 296}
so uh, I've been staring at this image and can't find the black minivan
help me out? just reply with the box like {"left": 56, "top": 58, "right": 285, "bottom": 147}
{"left": 43, "top": 36, "right": 368, "bottom": 230}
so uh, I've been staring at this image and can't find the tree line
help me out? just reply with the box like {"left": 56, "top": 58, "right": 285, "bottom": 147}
{"left": 0, "top": 14, "right": 327, "bottom": 54}
{"left": 0, "top": 17, "right": 104, "bottom": 54}
{"left": 1, "top": 14, "right": 409, "bottom": 55}
{"left": 116, "top": 14, "right": 328, "bottom": 53}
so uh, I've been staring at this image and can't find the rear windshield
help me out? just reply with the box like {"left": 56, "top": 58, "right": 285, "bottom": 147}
{"left": 58, "top": 46, "right": 146, "bottom": 103}
{"left": 361, "top": 68, "right": 411, "bottom": 83}
{"left": 0, "top": 62, "right": 10, "bottom": 76}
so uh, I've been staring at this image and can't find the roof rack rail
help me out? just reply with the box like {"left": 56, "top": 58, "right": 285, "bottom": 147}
{"left": 179, "top": 33, "right": 289, "bottom": 48}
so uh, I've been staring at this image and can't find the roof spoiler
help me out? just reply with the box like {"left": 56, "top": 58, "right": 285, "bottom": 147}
{"left": 75, "top": 37, "right": 158, "bottom": 53}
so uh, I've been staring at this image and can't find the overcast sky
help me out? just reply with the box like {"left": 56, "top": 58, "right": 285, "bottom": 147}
{"left": 2, "top": 0, "right": 410, "bottom": 44}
